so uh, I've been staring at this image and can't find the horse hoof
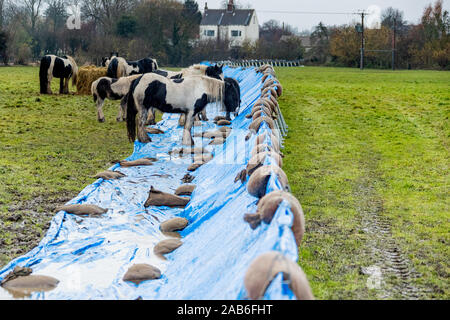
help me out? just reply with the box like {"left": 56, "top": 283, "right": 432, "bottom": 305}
{"left": 116, "top": 118, "right": 123, "bottom": 122}
{"left": 98, "top": 118, "right": 106, "bottom": 123}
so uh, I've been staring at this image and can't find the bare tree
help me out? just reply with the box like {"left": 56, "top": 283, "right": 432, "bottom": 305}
{"left": 17, "top": 0, "right": 43, "bottom": 32}
{"left": 81, "top": 0, "right": 136, "bottom": 34}
{"left": 0, "top": 0, "right": 5, "bottom": 28}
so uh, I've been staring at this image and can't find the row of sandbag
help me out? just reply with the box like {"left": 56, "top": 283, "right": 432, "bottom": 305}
{"left": 236, "top": 64, "right": 314, "bottom": 300}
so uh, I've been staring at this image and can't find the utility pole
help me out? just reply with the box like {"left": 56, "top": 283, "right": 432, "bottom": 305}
{"left": 392, "top": 17, "right": 396, "bottom": 71}
{"left": 360, "top": 11, "right": 365, "bottom": 70}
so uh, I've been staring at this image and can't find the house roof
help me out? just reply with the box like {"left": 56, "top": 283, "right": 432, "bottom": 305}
{"left": 201, "top": 9, "right": 255, "bottom": 26}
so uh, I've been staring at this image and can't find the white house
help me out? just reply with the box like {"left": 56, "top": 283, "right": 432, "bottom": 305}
{"left": 199, "top": 0, "right": 259, "bottom": 47}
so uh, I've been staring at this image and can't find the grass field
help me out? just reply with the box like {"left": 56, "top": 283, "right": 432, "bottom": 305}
{"left": 0, "top": 66, "right": 448, "bottom": 299}
{"left": 278, "top": 67, "right": 449, "bottom": 299}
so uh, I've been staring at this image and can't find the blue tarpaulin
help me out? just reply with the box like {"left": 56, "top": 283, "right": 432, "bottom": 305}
{"left": 0, "top": 65, "right": 298, "bottom": 300}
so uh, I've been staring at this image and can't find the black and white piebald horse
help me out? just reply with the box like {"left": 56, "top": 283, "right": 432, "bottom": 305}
{"left": 39, "top": 55, "right": 78, "bottom": 94}
{"left": 127, "top": 73, "right": 239, "bottom": 146}
{"left": 106, "top": 55, "right": 158, "bottom": 79}
{"left": 150, "top": 64, "right": 225, "bottom": 124}
{"left": 91, "top": 74, "right": 142, "bottom": 122}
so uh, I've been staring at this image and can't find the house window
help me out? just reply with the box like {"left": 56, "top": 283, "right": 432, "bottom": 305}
{"left": 231, "top": 30, "right": 242, "bottom": 37}
{"left": 204, "top": 30, "right": 215, "bottom": 37}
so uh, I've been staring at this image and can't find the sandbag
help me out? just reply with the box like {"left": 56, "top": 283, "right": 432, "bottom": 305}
{"left": 119, "top": 158, "right": 156, "bottom": 167}
{"left": 175, "top": 185, "right": 196, "bottom": 196}
{"left": 251, "top": 144, "right": 273, "bottom": 157}
{"left": 214, "top": 116, "right": 227, "bottom": 122}
{"left": 1, "top": 275, "right": 59, "bottom": 297}
{"left": 122, "top": 264, "right": 161, "bottom": 285}
{"left": 262, "top": 79, "right": 275, "bottom": 91}
{"left": 170, "top": 147, "right": 206, "bottom": 156}
{"left": 1, "top": 266, "right": 33, "bottom": 285}
{"left": 249, "top": 117, "right": 275, "bottom": 132}
{"left": 244, "top": 251, "right": 314, "bottom": 300}
{"left": 235, "top": 151, "right": 283, "bottom": 184}
{"left": 217, "top": 119, "right": 231, "bottom": 126}
{"left": 251, "top": 105, "right": 273, "bottom": 119}
{"left": 187, "top": 162, "right": 203, "bottom": 172}
{"left": 94, "top": 170, "right": 126, "bottom": 180}
{"left": 160, "top": 217, "right": 189, "bottom": 232}
{"left": 144, "top": 186, "right": 190, "bottom": 208}
{"left": 256, "top": 133, "right": 280, "bottom": 152}
{"left": 56, "top": 204, "right": 108, "bottom": 216}
{"left": 154, "top": 239, "right": 183, "bottom": 260}
{"left": 262, "top": 86, "right": 278, "bottom": 99}
{"left": 244, "top": 191, "right": 305, "bottom": 246}
{"left": 247, "top": 165, "right": 289, "bottom": 198}
{"left": 194, "top": 130, "right": 228, "bottom": 139}
{"left": 181, "top": 173, "right": 195, "bottom": 183}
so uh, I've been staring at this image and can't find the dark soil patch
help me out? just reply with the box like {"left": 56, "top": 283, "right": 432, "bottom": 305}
{"left": 0, "top": 192, "right": 75, "bottom": 268}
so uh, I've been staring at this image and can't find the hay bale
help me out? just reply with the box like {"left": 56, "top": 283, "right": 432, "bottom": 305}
{"left": 76, "top": 65, "right": 107, "bottom": 95}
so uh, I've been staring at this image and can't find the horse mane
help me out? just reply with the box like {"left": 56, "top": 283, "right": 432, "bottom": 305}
{"left": 191, "top": 64, "right": 208, "bottom": 71}
{"left": 180, "top": 64, "right": 208, "bottom": 77}
{"left": 65, "top": 55, "right": 78, "bottom": 88}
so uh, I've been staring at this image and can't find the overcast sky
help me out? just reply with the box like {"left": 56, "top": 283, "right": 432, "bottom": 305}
{"left": 202, "top": 0, "right": 450, "bottom": 32}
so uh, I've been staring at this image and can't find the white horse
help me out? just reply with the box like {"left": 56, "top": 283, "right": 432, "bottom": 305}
{"left": 126, "top": 73, "right": 238, "bottom": 146}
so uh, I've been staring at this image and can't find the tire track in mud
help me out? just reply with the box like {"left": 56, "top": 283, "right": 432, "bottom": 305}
{"left": 356, "top": 156, "right": 426, "bottom": 299}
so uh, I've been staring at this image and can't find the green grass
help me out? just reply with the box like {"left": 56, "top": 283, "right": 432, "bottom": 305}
{"left": 0, "top": 66, "right": 448, "bottom": 299}
{"left": 0, "top": 66, "right": 159, "bottom": 265}
{"left": 277, "top": 67, "right": 449, "bottom": 299}
{"left": 0, "top": 67, "right": 134, "bottom": 203}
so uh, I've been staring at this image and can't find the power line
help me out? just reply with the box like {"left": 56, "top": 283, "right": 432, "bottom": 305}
{"left": 257, "top": 10, "right": 369, "bottom": 16}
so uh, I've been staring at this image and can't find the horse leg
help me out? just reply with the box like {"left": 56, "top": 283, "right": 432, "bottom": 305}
{"left": 47, "top": 76, "right": 53, "bottom": 94}
{"left": 97, "top": 98, "right": 106, "bottom": 123}
{"left": 182, "top": 110, "right": 195, "bottom": 146}
{"left": 59, "top": 78, "right": 64, "bottom": 94}
{"left": 201, "top": 109, "right": 208, "bottom": 121}
{"left": 117, "top": 96, "right": 126, "bottom": 122}
{"left": 178, "top": 113, "right": 186, "bottom": 127}
{"left": 64, "top": 77, "right": 69, "bottom": 94}
{"left": 145, "top": 107, "right": 156, "bottom": 125}
{"left": 137, "top": 107, "right": 151, "bottom": 143}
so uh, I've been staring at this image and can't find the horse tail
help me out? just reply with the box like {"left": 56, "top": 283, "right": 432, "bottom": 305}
{"left": 39, "top": 55, "right": 51, "bottom": 94}
{"left": 91, "top": 79, "right": 99, "bottom": 102}
{"left": 126, "top": 77, "right": 140, "bottom": 142}
{"left": 65, "top": 55, "right": 78, "bottom": 88}
{"left": 204, "top": 76, "right": 225, "bottom": 111}
{"left": 117, "top": 58, "right": 126, "bottom": 78}
{"left": 107, "top": 58, "right": 118, "bottom": 78}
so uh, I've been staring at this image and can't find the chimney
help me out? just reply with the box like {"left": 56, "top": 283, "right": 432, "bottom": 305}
{"left": 227, "top": 0, "right": 234, "bottom": 13}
